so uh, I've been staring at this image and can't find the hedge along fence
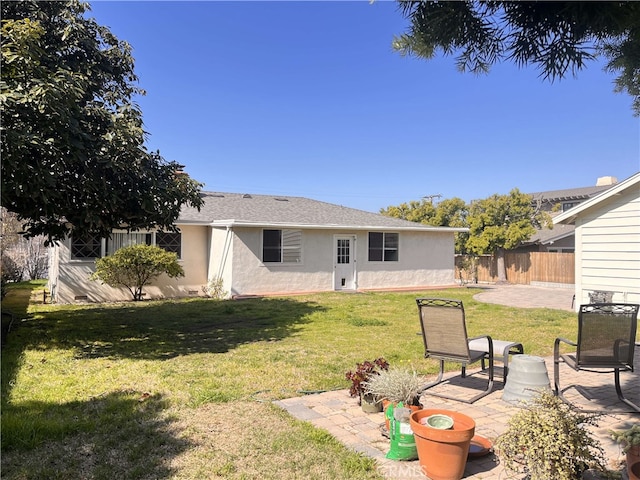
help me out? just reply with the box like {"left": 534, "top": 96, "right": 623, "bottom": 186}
{"left": 455, "top": 252, "right": 575, "bottom": 285}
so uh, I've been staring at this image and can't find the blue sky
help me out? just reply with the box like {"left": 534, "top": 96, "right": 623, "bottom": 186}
{"left": 89, "top": 1, "right": 639, "bottom": 213}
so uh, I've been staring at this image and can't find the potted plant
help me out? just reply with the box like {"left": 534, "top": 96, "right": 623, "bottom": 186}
{"left": 362, "top": 367, "right": 423, "bottom": 407}
{"left": 345, "top": 357, "right": 389, "bottom": 412}
{"left": 611, "top": 424, "right": 640, "bottom": 480}
{"left": 363, "top": 366, "right": 424, "bottom": 438}
{"left": 410, "top": 408, "right": 476, "bottom": 480}
{"left": 495, "top": 390, "right": 608, "bottom": 480}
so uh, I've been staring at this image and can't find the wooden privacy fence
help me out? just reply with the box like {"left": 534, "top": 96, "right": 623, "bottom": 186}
{"left": 455, "top": 252, "right": 575, "bottom": 285}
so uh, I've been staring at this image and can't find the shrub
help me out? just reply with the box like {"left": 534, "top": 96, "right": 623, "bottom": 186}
{"left": 495, "top": 390, "right": 607, "bottom": 480}
{"left": 202, "top": 276, "right": 227, "bottom": 299}
{"left": 91, "top": 244, "right": 184, "bottom": 301}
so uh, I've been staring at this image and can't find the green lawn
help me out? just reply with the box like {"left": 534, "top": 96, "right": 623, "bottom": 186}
{"left": 1, "top": 282, "right": 578, "bottom": 479}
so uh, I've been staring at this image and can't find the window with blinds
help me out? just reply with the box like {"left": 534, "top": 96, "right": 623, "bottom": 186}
{"left": 106, "top": 232, "right": 152, "bottom": 256}
{"left": 263, "top": 229, "right": 302, "bottom": 263}
{"left": 70, "top": 231, "right": 182, "bottom": 260}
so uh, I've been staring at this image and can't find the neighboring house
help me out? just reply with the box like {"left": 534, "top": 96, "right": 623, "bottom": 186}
{"left": 48, "top": 192, "right": 467, "bottom": 303}
{"left": 513, "top": 177, "right": 618, "bottom": 253}
{"left": 554, "top": 172, "right": 640, "bottom": 309}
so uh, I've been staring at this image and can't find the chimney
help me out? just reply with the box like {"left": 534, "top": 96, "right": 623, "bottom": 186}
{"left": 596, "top": 176, "right": 617, "bottom": 186}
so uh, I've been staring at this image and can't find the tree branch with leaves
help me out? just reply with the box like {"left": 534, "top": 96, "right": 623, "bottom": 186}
{"left": 393, "top": 1, "right": 640, "bottom": 115}
{"left": 1, "top": 1, "right": 203, "bottom": 244}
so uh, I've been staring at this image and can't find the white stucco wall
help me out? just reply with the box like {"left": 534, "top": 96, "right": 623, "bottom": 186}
{"left": 227, "top": 228, "right": 456, "bottom": 296}
{"left": 208, "top": 227, "right": 234, "bottom": 297}
{"left": 573, "top": 186, "right": 640, "bottom": 307}
{"left": 228, "top": 227, "right": 334, "bottom": 296}
{"left": 356, "top": 230, "right": 456, "bottom": 289}
{"left": 52, "top": 224, "right": 458, "bottom": 302}
{"left": 53, "top": 224, "right": 209, "bottom": 303}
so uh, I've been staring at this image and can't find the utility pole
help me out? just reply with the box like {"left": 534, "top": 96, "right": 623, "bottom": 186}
{"left": 422, "top": 194, "right": 442, "bottom": 204}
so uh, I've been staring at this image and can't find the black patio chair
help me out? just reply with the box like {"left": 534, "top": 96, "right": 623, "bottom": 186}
{"left": 416, "top": 297, "right": 523, "bottom": 404}
{"left": 554, "top": 303, "right": 639, "bottom": 412}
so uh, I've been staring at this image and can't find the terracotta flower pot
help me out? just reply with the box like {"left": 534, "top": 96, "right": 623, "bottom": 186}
{"left": 410, "top": 409, "right": 475, "bottom": 480}
{"left": 628, "top": 446, "right": 640, "bottom": 480}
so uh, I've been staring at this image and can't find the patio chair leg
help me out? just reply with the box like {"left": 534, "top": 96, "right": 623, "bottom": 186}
{"left": 420, "top": 357, "right": 495, "bottom": 404}
{"left": 418, "top": 359, "right": 445, "bottom": 394}
{"left": 614, "top": 369, "right": 640, "bottom": 413}
{"left": 466, "top": 355, "right": 494, "bottom": 404}
{"left": 553, "top": 360, "right": 560, "bottom": 396}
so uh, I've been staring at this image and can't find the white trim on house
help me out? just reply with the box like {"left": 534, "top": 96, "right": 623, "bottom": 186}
{"left": 210, "top": 219, "right": 468, "bottom": 233}
{"left": 554, "top": 172, "right": 640, "bottom": 225}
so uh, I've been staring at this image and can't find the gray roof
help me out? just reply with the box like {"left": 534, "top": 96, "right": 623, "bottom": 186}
{"left": 179, "top": 191, "right": 466, "bottom": 232}
{"left": 555, "top": 172, "right": 640, "bottom": 225}
{"left": 528, "top": 185, "right": 614, "bottom": 203}
{"left": 521, "top": 184, "right": 615, "bottom": 246}
{"left": 524, "top": 214, "right": 575, "bottom": 245}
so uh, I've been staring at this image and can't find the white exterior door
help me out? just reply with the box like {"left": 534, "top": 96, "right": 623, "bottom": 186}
{"left": 334, "top": 235, "right": 356, "bottom": 290}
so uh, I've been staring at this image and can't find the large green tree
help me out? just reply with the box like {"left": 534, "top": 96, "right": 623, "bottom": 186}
{"left": 381, "top": 197, "right": 469, "bottom": 253}
{"left": 380, "top": 199, "right": 436, "bottom": 223}
{"left": 1, "top": 1, "right": 203, "bottom": 243}
{"left": 393, "top": 1, "right": 640, "bottom": 115}
{"left": 466, "top": 189, "right": 552, "bottom": 282}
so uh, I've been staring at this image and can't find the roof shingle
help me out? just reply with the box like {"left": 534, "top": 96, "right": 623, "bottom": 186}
{"left": 178, "top": 192, "right": 462, "bottom": 231}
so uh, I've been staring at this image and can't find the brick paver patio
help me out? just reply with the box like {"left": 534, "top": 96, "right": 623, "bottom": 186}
{"left": 275, "top": 285, "right": 639, "bottom": 479}
{"left": 276, "top": 353, "right": 639, "bottom": 479}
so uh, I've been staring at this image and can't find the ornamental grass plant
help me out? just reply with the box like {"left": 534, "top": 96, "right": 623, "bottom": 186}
{"left": 363, "top": 367, "right": 423, "bottom": 406}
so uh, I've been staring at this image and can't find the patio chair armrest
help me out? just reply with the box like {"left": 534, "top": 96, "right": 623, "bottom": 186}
{"left": 468, "top": 335, "right": 493, "bottom": 355}
{"left": 554, "top": 337, "right": 576, "bottom": 359}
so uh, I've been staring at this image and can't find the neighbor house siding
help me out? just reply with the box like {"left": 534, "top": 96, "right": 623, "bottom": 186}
{"left": 574, "top": 188, "right": 640, "bottom": 305}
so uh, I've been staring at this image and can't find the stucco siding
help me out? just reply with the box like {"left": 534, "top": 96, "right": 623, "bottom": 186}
{"left": 357, "top": 231, "right": 455, "bottom": 289}
{"left": 574, "top": 188, "right": 640, "bottom": 305}
{"left": 53, "top": 225, "right": 210, "bottom": 303}
{"left": 208, "top": 227, "right": 234, "bottom": 295}
{"left": 229, "top": 227, "right": 334, "bottom": 296}
{"left": 227, "top": 228, "right": 456, "bottom": 296}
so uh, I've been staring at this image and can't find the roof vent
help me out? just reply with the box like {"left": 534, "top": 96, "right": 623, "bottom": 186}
{"left": 210, "top": 193, "right": 225, "bottom": 198}
{"left": 596, "top": 176, "right": 617, "bottom": 186}
{"left": 242, "top": 194, "right": 252, "bottom": 199}
{"left": 274, "top": 197, "right": 289, "bottom": 202}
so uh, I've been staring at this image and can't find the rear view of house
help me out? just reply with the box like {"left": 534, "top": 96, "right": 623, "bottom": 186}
{"left": 48, "top": 192, "right": 467, "bottom": 303}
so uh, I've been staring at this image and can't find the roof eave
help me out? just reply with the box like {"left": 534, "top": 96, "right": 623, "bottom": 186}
{"left": 554, "top": 172, "right": 640, "bottom": 225}
{"left": 210, "top": 219, "right": 469, "bottom": 233}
